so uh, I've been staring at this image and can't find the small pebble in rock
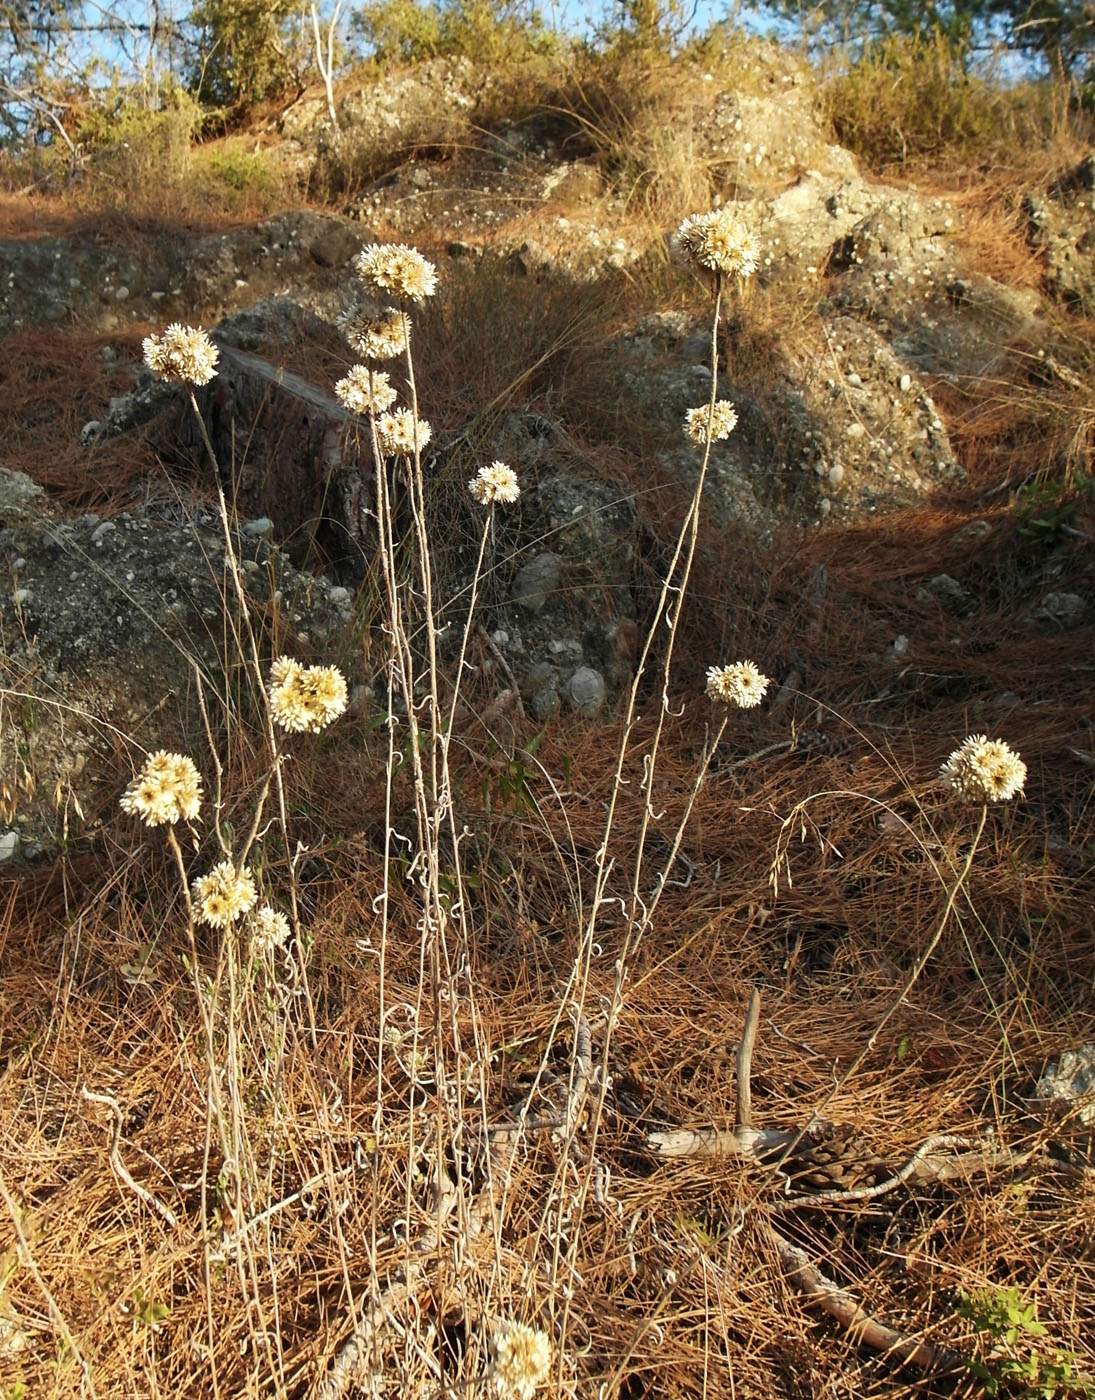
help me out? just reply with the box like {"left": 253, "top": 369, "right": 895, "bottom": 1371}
{"left": 567, "top": 666, "right": 606, "bottom": 716}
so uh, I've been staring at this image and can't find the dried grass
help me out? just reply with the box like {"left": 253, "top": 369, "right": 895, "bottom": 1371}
{"left": 1, "top": 538, "right": 1092, "bottom": 1396}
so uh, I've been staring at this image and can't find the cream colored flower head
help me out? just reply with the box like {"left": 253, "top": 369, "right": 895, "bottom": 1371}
{"left": 334, "top": 365, "right": 398, "bottom": 416}
{"left": 251, "top": 905, "right": 291, "bottom": 954}
{"left": 940, "top": 734, "right": 1026, "bottom": 803}
{"left": 120, "top": 750, "right": 202, "bottom": 826}
{"left": 142, "top": 324, "right": 219, "bottom": 386}
{"left": 677, "top": 208, "right": 759, "bottom": 280}
{"left": 376, "top": 408, "right": 431, "bottom": 457}
{"left": 469, "top": 461, "right": 520, "bottom": 506}
{"left": 490, "top": 1319, "right": 552, "bottom": 1400}
{"left": 268, "top": 657, "right": 348, "bottom": 733}
{"left": 356, "top": 243, "right": 438, "bottom": 302}
{"left": 706, "top": 661, "right": 770, "bottom": 709}
{"left": 192, "top": 861, "right": 258, "bottom": 929}
{"left": 685, "top": 400, "right": 738, "bottom": 445}
{"left": 338, "top": 306, "right": 410, "bottom": 361}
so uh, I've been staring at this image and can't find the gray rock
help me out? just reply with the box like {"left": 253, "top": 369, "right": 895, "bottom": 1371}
{"left": 1035, "top": 1043, "right": 1095, "bottom": 1124}
{"left": 0, "top": 503, "right": 353, "bottom": 856}
{"left": 1028, "top": 591, "right": 1087, "bottom": 628}
{"left": 529, "top": 682, "right": 561, "bottom": 721}
{"left": 567, "top": 666, "right": 606, "bottom": 716}
{"left": 1026, "top": 153, "right": 1095, "bottom": 312}
{"left": 309, "top": 221, "right": 364, "bottom": 268}
{"left": 0, "top": 469, "right": 46, "bottom": 524}
{"left": 512, "top": 552, "right": 562, "bottom": 613}
{"left": 918, "top": 573, "right": 976, "bottom": 616}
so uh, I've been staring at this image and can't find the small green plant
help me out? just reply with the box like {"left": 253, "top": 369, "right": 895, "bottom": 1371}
{"left": 352, "top": 0, "right": 555, "bottom": 67}
{"left": 1015, "top": 473, "right": 1095, "bottom": 545}
{"left": 130, "top": 1287, "right": 170, "bottom": 1330}
{"left": 958, "top": 1286, "right": 1095, "bottom": 1397}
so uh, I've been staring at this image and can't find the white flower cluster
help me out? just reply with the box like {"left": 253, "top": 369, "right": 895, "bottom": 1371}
{"left": 469, "top": 461, "right": 520, "bottom": 505}
{"left": 250, "top": 906, "right": 291, "bottom": 954}
{"left": 142, "top": 324, "right": 219, "bottom": 386}
{"left": 677, "top": 208, "right": 759, "bottom": 280}
{"left": 940, "top": 735, "right": 1026, "bottom": 804}
{"left": 705, "top": 661, "right": 770, "bottom": 709}
{"left": 337, "top": 306, "right": 410, "bottom": 361}
{"left": 376, "top": 408, "right": 432, "bottom": 457}
{"left": 355, "top": 244, "right": 438, "bottom": 303}
{"left": 268, "top": 657, "right": 349, "bottom": 733}
{"left": 334, "top": 366, "right": 398, "bottom": 416}
{"left": 120, "top": 751, "right": 202, "bottom": 826}
{"left": 684, "top": 400, "right": 738, "bottom": 445}
{"left": 192, "top": 861, "right": 258, "bottom": 929}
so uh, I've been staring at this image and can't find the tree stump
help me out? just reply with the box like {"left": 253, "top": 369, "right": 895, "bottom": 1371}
{"left": 180, "top": 343, "right": 375, "bottom": 580}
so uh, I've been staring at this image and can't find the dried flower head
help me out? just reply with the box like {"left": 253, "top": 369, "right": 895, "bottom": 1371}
{"left": 940, "top": 734, "right": 1026, "bottom": 803}
{"left": 120, "top": 750, "right": 202, "bottom": 826}
{"left": 142, "top": 324, "right": 219, "bottom": 386}
{"left": 356, "top": 244, "right": 438, "bottom": 302}
{"left": 251, "top": 905, "right": 291, "bottom": 954}
{"left": 684, "top": 400, "right": 738, "bottom": 444}
{"left": 469, "top": 461, "right": 520, "bottom": 505}
{"left": 376, "top": 408, "right": 432, "bottom": 457}
{"left": 705, "top": 661, "right": 770, "bottom": 709}
{"left": 192, "top": 861, "right": 258, "bottom": 929}
{"left": 677, "top": 208, "right": 759, "bottom": 280}
{"left": 490, "top": 1319, "right": 552, "bottom": 1400}
{"left": 268, "top": 657, "right": 349, "bottom": 733}
{"left": 338, "top": 306, "right": 410, "bottom": 361}
{"left": 334, "top": 365, "right": 398, "bottom": 416}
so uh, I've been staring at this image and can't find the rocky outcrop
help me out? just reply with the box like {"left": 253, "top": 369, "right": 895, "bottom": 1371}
{"left": 0, "top": 482, "right": 354, "bottom": 859}
{"left": 0, "top": 211, "right": 369, "bottom": 337}
{"left": 2, "top": 53, "right": 1086, "bottom": 862}
{"left": 1026, "top": 150, "right": 1095, "bottom": 313}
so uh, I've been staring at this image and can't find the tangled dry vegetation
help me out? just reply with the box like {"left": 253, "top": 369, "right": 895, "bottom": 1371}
{"left": 1, "top": 44, "right": 1095, "bottom": 1400}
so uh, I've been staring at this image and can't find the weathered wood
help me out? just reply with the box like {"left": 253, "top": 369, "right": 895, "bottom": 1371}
{"left": 180, "top": 343, "right": 376, "bottom": 579}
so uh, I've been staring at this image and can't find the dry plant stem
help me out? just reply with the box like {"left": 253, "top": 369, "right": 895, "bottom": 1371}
{"left": 821, "top": 804, "right": 989, "bottom": 1108}
{"left": 544, "top": 279, "right": 730, "bottom": 1364}
{"left": 582, "top": 280, "right": 726, "bottom": 947}
{"left": 443, "top": 511, "right": 492, "bottom": 744}
{"left": 647, "top": 1124, "right": 811, "bottom": 1157}
{"left": 0, "top": 1164, "right": 100, "bottom": 1398}
{"left": 184, "top": 387, "right": 308, "bottom": 969}
{"left": 80, "top": 1085, "right": 179, "bottom": 1227}
{"left": 736, "top": 985, "right": 761, "bottom": 1133}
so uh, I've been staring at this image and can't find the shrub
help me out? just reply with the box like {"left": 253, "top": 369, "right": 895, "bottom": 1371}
{"left": 822, "top": 30, "right": 1008, "bottom": 171}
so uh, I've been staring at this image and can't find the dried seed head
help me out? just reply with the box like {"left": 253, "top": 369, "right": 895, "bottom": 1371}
{"left": 705, "top": 661, "right": 770, "bottom": 709}
{"left": 142, "top": 324, "right": 219, "bottom": 385}
{"left": 940, "top": 735, "right": 1026, "bottom": 803}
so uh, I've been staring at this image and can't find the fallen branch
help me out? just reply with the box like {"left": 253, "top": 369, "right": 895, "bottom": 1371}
{"left": 762, "top": 1220, "right": 965, "bottom": 1373}
{"left": 80, "top": 1085, "right": 178, "bottom": 1229}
